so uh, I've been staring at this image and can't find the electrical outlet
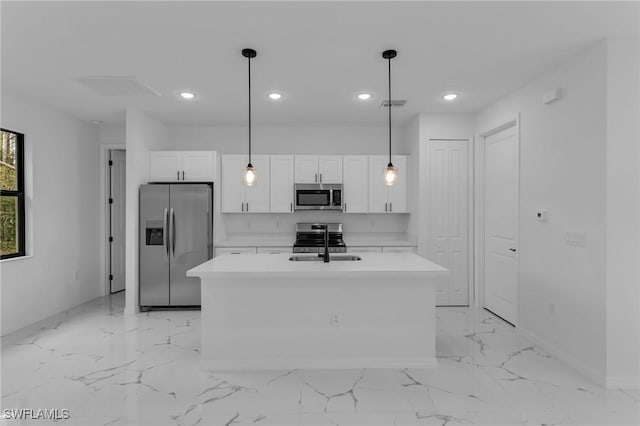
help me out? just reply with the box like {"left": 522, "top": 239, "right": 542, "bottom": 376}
{"left": 329, "top": 312, "right": 340, "bottom": 326}
{"left": 565, "top": 231, "right": 587, "bottom": 247}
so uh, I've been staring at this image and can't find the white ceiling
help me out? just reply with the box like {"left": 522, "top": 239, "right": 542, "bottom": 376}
{"left": 2, "top": 1, "right": 638, "bottom": 127}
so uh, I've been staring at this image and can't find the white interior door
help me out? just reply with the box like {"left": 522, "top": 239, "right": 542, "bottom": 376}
{"left": 429, "top": 140, "right": 469, "bottom": 306}
{"left": 484, "top": 124, "right": 519, "bottom": 324}
{"left": 109, "top": 149, "right": 126, "bottom": 293}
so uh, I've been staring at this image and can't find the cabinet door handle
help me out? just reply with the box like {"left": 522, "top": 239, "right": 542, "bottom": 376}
{"left": 241, "top": 203, "right": 244, "bottom": 212}
{"left": 182, "top": 171, "right": 185, "bottom": 180}
{"left": 315, "top": 173, "right": 318, "bottom": 183}
{"left": 290, "top": 202, "right": 293, "bottom": 212}
{"left": 246, "top": 202, "right": 249, "bottom": 212}
{"left": 385, "top": 203, "right": 388, "bottom": 212}
{"left": 344, "top": 203, "right": 347, "bottom": 212}
{"left": 319, "top": 173, "right": 322, "bottom": 183}
{"left": 177, "top": 171, "right": 180, "bottom": 180}
{"left": 390, "top": 203, "right": 393, "bottom": 212}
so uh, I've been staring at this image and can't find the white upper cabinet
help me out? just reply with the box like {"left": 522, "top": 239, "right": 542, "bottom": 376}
{"left": 270, "top": 155, "right": 294, "bottom": 213}
{"left": 149, "top": 152, "right": 182, "bottom": 181}
{"left": 221, "top": 155, "right": 246, "bottom": 213}
{"left": 342, "top": 155, "right": 369, "bottom": 213}
{"left": 318, "top": 155, "right": 342, "bottom": 183}
{"left": 294, "top": 155, "right": 342, "bottom": 183}
{"left": 245, "top": 156, "right": 270, "bottom": 213}
{"left": 149, "top": 151, "right": 215, "bottom": 182}
{"left": 181, "top": 152, "right": 215, "bottom": 181}
{"left": 368, "top": 155, "right": 409, "bottom": 213}
{"left": 294, "top": 155, "right": 318, "bottom": 183}
{"left": 369, "top": 156, "right": 389, "bottom": 213}
{"left": 387, "top": 155, "right": 408, "bottom": 213}
{"left": 221, "top": 155, "right": 270, "bottom": 213}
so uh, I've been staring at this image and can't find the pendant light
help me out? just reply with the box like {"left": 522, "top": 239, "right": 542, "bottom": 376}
{"left": 242, "top": 48, "right": 257, "bottom": 186}
{"left": 382, "top": 49, "right": 398, "bottom": 186}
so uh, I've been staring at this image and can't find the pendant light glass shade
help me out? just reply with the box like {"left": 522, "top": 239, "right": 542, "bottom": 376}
{"left": 242, "top": 48, "right": 257, "bottom": 186}
{"left": 243, "top": 163, "right": 257, "bottom": 186}
{"left": 382, "top": 49, "right": 397, "bottom": 186}
{"left": 383, "top": 162, "right": 397, "bottom": 186}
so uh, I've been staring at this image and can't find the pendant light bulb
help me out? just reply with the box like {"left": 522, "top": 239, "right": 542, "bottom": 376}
{"left": 243, "top": 163, "right": 257, "bottom": 186}
{"left": 242, "top": 48, "right": 257, "bottom": 187}
{"left": 382, "top": 49, "right": 397, "bottom": 186}
{"left": 383, "top": 163, "right": 398, "bottom": 186}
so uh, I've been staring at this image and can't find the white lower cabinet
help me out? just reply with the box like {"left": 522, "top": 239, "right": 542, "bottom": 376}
{"left": 382, "top": 246, "right": 417, "bottom": 254}
{"left": 348, "top": 246, "right": 382, "bottom": 253}
{"left": 215, "top": 247, "right": 257, "bottom": 256}
{"left": 257, "top": 247, "right": 292, "bottom": 254}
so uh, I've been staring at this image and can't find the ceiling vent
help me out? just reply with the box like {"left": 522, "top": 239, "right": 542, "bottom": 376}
{"left": 74, "top": 76, "right": 160, "bottom": 97}
{"left": 380, "top": 99, "right": 406, "bottom": 108}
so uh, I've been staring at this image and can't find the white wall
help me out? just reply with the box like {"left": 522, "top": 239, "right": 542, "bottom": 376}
{"left": 605, "top": 37, "right": 640, "bottom": 389}
{"left": 475, "top": 41, "right": 608, "bottom": 384}
{"left": 124, "top": 109, "right": 165, "bottom": 315}
{"left": 163, "top": 126, "right": 408, "bottom": 156}
{"left": 156, "top": 126, "right": 411, "bottom": 241}
{"left": 0, "top": 93, "right": 101, "bottom": 336}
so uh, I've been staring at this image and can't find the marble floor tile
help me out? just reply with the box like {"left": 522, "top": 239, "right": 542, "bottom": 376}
{"left": 2, "top": 293, "right": 639, "bottom": 426}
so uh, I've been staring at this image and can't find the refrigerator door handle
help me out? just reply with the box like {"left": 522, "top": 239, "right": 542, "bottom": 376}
{"left": 163, "top": 208, "right": 169, "bottom": 260}
{"left": 169, "top": 208, "right": 175, "bottom": 257}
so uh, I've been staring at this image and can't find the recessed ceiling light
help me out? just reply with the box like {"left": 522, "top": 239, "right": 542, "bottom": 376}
{"left": 268, "top": 92, "right": 283, "bottom": 100}
{"left": 180, "top": 91, "right": 196, "bottom": 100}
{"left": 357, "top": 93, "right": 372, "bottom": 101}
{"left": 443, "top": 93, "right": 458, "bottom": 101}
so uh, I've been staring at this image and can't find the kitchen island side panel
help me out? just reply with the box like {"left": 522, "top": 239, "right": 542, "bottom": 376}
{"left": 199, "top": 274, "right": 436, "bottom": 370}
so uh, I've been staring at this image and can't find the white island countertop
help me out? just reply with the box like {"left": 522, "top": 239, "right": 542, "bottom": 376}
{"left": 187, "top": 252, "right": 446, "bottom": 280}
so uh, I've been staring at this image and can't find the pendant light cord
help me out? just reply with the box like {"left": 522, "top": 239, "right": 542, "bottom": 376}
{"left": 388, "top": 56, "right": 392, "bottom": 165}
{"left": 248, "top": 55, "right": 252, "bottom": 164}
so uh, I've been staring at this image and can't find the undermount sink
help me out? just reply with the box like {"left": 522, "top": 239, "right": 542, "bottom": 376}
{"left": 289, "top": 255, "right": 362, "bottom": 262}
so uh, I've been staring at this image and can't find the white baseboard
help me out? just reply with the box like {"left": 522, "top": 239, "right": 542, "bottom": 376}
{"left": 606, "top": 375, "right": 640, "bottom": 390}
{"left": 201, "top": 357, "right": 438, "bottom": 371}
{"left": 517, "top": 326, "right": 606, "bottom": 387}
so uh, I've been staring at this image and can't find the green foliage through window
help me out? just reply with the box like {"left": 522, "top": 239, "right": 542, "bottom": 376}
{"left": 0, "top": 129, "right": 25, "bottom": 258}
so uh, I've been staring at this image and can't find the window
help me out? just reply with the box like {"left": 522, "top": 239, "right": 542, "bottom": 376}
{"left": 0, "top": 129, "right": 25, "bottom": 259}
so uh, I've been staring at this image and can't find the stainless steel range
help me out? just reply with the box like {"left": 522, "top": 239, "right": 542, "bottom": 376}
{"left": 293, "top": 223, "right": 347, "bottom": 253}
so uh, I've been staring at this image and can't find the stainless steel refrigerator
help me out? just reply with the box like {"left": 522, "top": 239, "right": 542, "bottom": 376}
{"left": 139, "top": 183, "right": 212, "bottom": 308}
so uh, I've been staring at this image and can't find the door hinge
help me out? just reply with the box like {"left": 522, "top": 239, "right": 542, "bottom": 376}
{"left": 108, "top": 198, "right": 113, "bottom": 204}
{"left": 108, "top": 160, "right": 113, "bottom": 166}
{"left": 109, "top": 236, "right": 113, "bottom": 242}
{"left": 109, "top": 274, "right": 113, "bottom": 281}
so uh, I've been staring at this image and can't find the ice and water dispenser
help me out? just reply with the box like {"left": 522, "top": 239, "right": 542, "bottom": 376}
{"left": 145, "top": 221, "right": 164, "bottom": 246}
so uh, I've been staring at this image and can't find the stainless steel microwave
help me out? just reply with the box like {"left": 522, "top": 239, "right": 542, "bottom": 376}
{"left": 294, "top": 183, "right": 343, "bottom": 211}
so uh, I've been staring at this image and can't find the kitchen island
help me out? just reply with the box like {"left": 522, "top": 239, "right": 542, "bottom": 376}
{"left": 187, "top": 252, "right": 447, "bottom": 370}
